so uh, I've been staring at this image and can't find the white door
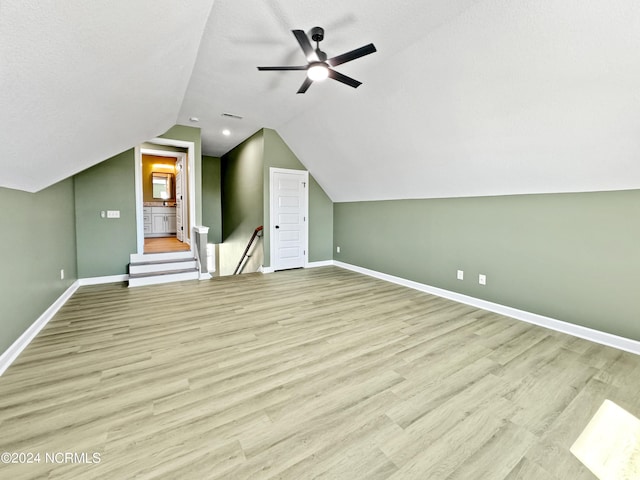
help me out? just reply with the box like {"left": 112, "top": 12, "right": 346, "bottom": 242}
{"left": 270, "top": 168, "right": 308, "bottom": 271}
{"left": 175, "top": 157, "right": 184, "bottom": 241}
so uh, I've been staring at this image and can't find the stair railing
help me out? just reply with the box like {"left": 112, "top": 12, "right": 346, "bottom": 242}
{"left": 234, "top": 226, "right": 263, "bottom": 275}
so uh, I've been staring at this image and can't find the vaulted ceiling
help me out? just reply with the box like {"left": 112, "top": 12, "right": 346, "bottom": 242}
{"left": 2, "top": 1, "right": 640, "bottom": 201}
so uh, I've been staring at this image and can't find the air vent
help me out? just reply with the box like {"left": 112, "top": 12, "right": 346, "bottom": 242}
{"left": 221, "top": 113, "right": 243, "bottom": 120}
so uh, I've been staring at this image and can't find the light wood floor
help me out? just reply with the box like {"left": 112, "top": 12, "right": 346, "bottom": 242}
{"left": 144, "top": 236, "right": 190, "bottom": 254}
{"left": 1, "top": 267, "right": 639, "bottom": 479}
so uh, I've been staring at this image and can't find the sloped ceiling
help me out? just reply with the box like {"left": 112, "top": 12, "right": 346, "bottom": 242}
{"left": 2, "top": 1, "right": 640, "bottom": 201}
{"left": 0, "top": 0, "right": 214, "bottom": 192}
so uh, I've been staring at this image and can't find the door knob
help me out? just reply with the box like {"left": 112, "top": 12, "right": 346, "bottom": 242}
{"left": 275, "top": 225, "right": 280, "bottom": 229}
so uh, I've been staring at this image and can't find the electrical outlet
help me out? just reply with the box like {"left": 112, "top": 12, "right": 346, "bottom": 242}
{"left": 336, "top": 246, "right": 341, "bottom": 253}
{"left": 106, "top": 210, "right": 120, "bottom": 218}
{"left": 60, "top": 269, "right": 64, "bottom": 280}
{"left": 479, "top": 274, "right": 486, "bottom": 285}
{"left": 100, "top": 211, "right": 106, "bottom": 218}
{"left": 457, "top": 270, "right": 464, "bottom": 280}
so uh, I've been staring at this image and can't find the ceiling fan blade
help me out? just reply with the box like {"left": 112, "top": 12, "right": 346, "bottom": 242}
{"left": 297, "top": 77, "right": 313, "bottom": 94}
{"left": 292, "top": 30, "right": 319, "bottom": 62}
{"left": 328, "top": 69, "right": 362, "bottom": 88}
{"left": 327, "top": 43, "right": 376, "bottom": 67}
{"left": 257, "top": 66, "right": 307, "bottom": 71}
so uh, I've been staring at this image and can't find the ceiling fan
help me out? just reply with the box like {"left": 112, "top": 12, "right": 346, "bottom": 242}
{"left": 257, "top": 27, "right": 376, "bottom": 94}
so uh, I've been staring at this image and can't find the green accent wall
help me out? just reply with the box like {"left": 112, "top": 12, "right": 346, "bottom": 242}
{"left": 308, "top": 175, "right": 334, "bottom": 262}
{"left": 0, "top": 180, "right": 78, "bottom": 353}
{"left": 202, "top": 155, "right": 222, "bottom": 244}
{"left": 220, "top": 128, "right": 333, "bottom": 275}
{"left": 334, "top": 190, "right": 640, "bottom": 341}
{"left": 262, "top": 128, "right": 333, "bottom": 266}
{"left": 221, "top": 130, "right": 265, "bottom": 276}
{"left": 74, "top": 149, "right": 137, "bottom": 278}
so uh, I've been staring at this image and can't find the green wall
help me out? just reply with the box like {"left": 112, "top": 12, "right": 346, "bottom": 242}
{"left": 262, "top": 128, "right": 333, "bottom": 266}
{"left": 202, "top": 155, "right": 222, "bottom": 244}
{"left": 221, "top": 130, "right": 265, "bottom": 275}
{"left": 0, "top": 125, "right": 205, "bottom": 359}
{"left": 308, "top": 175, "right": 334, "bottom": 262}
{"left": 0, "top": 180, "right": 78, "bottom": 353}
{"left": 334, "top": 190, "right": 640, "bottom": 340}
{"left": 74, "top": 125, "right": 204, "bottom": 278}
{"left": 220, "top": 128, "right": 333, "bottom": 275}
{"left": 74, "top": 150, "right": 137, "bottom": 278}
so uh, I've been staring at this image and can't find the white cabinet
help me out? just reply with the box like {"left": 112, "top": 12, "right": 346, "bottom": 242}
{"left": 167, "top": 214, "right": 177, "bottom": 233}
{"left": 144, "top": 206, "right": 176, "bottom": 237}
{"left": 152, "top": 214, "right": 168, "bottom": 233}
{"left": 143, "top": 207, "right": 152, "bottom": 235}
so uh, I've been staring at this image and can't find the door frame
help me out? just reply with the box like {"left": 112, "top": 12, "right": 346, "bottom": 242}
{"left": 269, "top": 167, "right": 309, "bottom": 271}
{"left": 174, "top": 154, "right": 186, "bottom": 242}
{"left": 134, "top": 138, "right": 196, "bottom": 255}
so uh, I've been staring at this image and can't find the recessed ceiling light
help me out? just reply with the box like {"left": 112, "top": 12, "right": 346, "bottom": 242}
{"left": 189, "top": 117, "right": 199, "bottom": 122}
{"left": 222, "top": 129, "right": 231, "bottom": 136}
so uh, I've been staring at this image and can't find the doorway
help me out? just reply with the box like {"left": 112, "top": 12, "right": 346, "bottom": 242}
{"left": 134, "top": 138, "right": 196, "bottom": 256}
{"left": 269, "top": 167, "right": 309, "bottom": 271}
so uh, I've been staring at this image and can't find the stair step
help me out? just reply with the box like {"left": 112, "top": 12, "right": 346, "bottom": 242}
{"left": 129, "top": 251, "right": 194, "bottom": 263}
{"left": 129, "top": 267, "right": 198, "bottom": 279}
{"left": 129, "top": 260, "right": 197, "bottom": 275}
{"left": 128, "top": 269, "right": 199, "bottom": 287}
{"left": 130, "top": 257, "right": 195, "bottom": 266}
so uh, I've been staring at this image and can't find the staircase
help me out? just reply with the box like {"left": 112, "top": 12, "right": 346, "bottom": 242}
{"left": 128, "top": 251, "right": 199, "bottom": 287}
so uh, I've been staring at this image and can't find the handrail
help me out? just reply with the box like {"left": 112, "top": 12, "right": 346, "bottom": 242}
{"left": 233, "top": 226, "right": 263, "bottom": 275}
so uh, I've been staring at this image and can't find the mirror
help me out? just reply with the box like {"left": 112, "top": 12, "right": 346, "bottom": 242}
{"left": 152, "top": 172, "right": 173, "bottom": 200}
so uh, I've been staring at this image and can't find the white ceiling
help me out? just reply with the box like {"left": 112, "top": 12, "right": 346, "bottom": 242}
{"left": 2, "top": 1, "right": 640, "bottom": 201}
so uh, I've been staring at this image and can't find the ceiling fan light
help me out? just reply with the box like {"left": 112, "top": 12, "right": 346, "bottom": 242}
{"left": 307, "top": 64, "right": 329, "bottom": 81}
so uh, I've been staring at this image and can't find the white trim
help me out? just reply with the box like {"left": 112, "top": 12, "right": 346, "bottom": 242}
{"left": 260, "top": 261, "right": 332, "bottom": 273}
{"left": 0, "top": 281, "right": 80, "bottom": 376}
{"left": 134, "top": 144, "right": 143, "bottom": 254}
{"left": 307, "top": 260, "right": 335, "bottom": 268}
{"left": 136, "top": 138, "right": 196, "bottom": 256}
{"left": 199, "top": 272, "right": 212, "bottom": 280}
{"left": 334, "top": 261, "right": 640, "bottom": 356}
{"left": 78, "top": 274, "right": 129, "bottom": 286}
{"left": 194, "top": 225, "right": 209, "bottom": 234}
{"left": 269, "top": 167, "right": 309, "bottom": 271}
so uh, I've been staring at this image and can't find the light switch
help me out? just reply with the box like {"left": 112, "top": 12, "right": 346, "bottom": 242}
{"left": 106, "top": 210, "right": 120, "bottom": 218}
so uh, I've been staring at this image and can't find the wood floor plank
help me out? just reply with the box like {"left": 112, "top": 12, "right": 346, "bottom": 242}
{"left": 1, "top": 266, "right": 639, "bottom": 479}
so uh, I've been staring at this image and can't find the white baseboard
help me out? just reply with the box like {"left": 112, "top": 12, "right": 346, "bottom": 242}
{"left": 78, "top": 274, "right": 129, "bottom": 286}
{"left": 0, "top": 281, "right": 80, "bottom": 376}
{"left": 307, "top": 260, "right": 335, "bottom": 268}
{"left": 260, "top": 260, "right": 334, "bottom": 274}
{"left": 334, "top": 261, "right": 640, "bottom": 356}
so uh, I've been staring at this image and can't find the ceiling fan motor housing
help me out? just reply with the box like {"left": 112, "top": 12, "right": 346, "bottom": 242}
{"left": 310, "top": 26, "right": 324, "bottom": 43}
